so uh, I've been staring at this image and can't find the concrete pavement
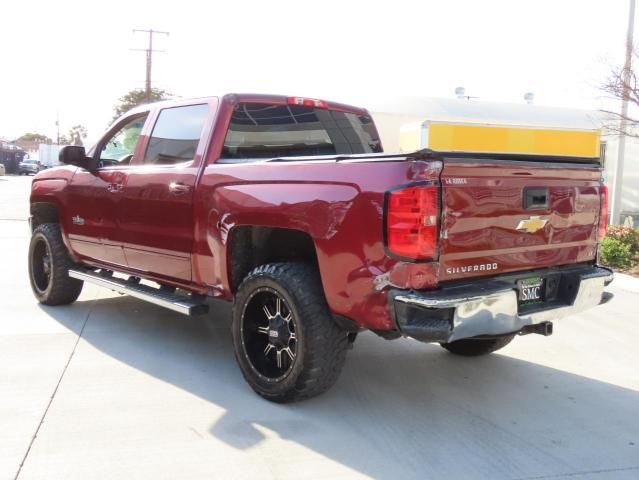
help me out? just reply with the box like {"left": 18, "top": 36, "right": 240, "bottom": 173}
{"left": 1, "top": 174, "right": 638, "bottom": 480}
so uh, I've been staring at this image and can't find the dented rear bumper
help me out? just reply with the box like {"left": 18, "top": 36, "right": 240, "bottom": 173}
{"left": 389, "top": 265, "right": 613, "bottom": 343}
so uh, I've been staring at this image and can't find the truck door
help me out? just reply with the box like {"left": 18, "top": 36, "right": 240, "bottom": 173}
{"left": 65, "top": 113, "right": 149, "bottom": 266}
{"left": 116, "top": 102, "right": 213, "bottom": 282}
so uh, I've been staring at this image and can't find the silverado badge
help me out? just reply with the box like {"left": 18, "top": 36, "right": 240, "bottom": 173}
{"left": 516, "top": 216, "right": 547, "bottom": 234}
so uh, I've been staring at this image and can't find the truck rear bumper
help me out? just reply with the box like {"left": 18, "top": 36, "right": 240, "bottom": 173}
{"left": 389, "top": 265, "right": 613, "bottom": 343}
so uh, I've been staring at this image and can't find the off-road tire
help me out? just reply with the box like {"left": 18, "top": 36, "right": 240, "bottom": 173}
{"left": 28, "top": 223, "right": 83, "bottom": 305}
{"left": 232, "top": 262, "right": 349, "bottom": 403}
{"left": 440, "top": 334, "right": 516, "bottom": 357}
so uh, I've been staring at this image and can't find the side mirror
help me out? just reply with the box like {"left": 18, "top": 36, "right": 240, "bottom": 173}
{"left": 59, "top": 145, "right": 90, "bottom": 169}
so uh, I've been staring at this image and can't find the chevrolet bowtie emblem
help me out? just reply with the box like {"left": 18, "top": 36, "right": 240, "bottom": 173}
{"left": 516, "top": 216, "right": 548, "bottom": 234}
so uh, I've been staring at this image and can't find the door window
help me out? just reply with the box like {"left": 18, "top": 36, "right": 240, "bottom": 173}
{"left": 143, "top": 104, "right": 209, "bottom": 165}
{"left": 99, "top": 114, "right": 148, "bottom": 167}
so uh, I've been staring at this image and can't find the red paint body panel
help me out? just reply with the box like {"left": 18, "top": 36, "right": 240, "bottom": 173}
{"left": 30, "top": 94, "right": 605, "bottom": 332}
{"left": 116, "top": 164, "right": 198, "bottom": 281}
{"left": 439, "top": 161, "right": 601, "bottom": 282}
{"left": 192, "top": 159, "right": 438, "bottom": 330}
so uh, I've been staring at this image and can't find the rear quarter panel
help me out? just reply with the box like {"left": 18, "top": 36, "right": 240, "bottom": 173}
{"left": 193, "top": 160, "right": 441, "bottom": 330}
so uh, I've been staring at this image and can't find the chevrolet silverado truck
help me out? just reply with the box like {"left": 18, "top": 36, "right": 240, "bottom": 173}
{"left": 28, "top": 94, "right": 613, "bottom": 402}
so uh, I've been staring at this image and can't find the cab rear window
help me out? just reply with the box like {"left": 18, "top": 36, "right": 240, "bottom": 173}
{"left": 221, "top": 103, "right": 381, "bottom": 161}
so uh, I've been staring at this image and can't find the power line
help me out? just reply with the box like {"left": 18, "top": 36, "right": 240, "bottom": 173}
{"left": 131, "top": 29, "right": 169, "bottom": 103}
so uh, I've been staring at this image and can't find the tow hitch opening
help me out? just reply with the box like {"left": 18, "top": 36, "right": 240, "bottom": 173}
{"left": 520, "top": 321, "right": 553, "bottom": 337}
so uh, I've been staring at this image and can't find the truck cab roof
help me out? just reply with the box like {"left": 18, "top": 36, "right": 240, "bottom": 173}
{"left": 125, "top": 93, "right": 370, "bottom": 118}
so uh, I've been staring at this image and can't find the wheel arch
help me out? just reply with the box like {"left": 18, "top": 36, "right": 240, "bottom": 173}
{"left": 29, "top": 201, "right": 78, "bottom": 262}
{"left": 227, "top": 225, "right": 320, "bottom": 294}
{"left": 30, "top": 202, "right": 60, "bottom": 231}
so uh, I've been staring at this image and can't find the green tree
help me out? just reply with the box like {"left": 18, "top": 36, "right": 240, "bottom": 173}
{"left": 111, "top": 88, "right": 172, "bottom": 124}
{"left": 67, "top": 125, "right": 88, "bottom": 146}
{"left": 17, "top": 133, "right": 52, "bottom": 144}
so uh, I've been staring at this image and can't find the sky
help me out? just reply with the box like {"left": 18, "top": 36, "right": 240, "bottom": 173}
{"left": 0, "top": 0, "right": 633, "bottom": 144}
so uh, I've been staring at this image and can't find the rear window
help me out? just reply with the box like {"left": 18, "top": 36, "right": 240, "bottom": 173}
{"left": 221, "top": 103, "right": 381, "bottom": 160}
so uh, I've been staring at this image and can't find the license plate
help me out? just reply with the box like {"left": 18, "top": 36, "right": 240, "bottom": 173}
{"left": 518, "top": 276, "right": 545, "bottom": 305}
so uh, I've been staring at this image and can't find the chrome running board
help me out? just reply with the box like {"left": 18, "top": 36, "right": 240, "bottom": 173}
{"left": 68, "top": 269, "right": 209, "bottom": 316}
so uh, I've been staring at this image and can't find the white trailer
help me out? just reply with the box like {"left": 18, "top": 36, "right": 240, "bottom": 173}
{"left": 38, "top": 144, "right": 66, "bottom": 168}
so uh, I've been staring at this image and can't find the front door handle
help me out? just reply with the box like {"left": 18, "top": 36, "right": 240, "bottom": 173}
{"left": 169, "top": 182, "right": 191, "bottom": 195}
{"left": 107, "top": 183, "right": 123, "bottom": 193}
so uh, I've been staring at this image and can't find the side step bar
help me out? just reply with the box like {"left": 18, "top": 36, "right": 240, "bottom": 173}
{"left": 68, "top": 269, "right": 209, "bottom": 316}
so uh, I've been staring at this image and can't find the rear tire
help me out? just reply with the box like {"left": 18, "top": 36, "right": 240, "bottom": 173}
{"left": 28, "top": 223, "right": 83, "bottom": 305}
{"left": 440, "top": 334, "right": 515, "bottom": 357}
{"left": 232, "top": 262, "right": 349, "bottom": 403}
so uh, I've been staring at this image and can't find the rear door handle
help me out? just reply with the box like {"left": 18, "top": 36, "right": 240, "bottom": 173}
{"left": 169, "top": 182, "right": 191, "bottom": 195}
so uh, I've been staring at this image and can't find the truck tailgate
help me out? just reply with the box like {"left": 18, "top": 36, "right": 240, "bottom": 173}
{"left": 439, "top": 159, "right": 603, "bottom": 282}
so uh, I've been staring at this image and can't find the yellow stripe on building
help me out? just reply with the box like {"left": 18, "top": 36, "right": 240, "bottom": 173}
{"left": 427, "top": 122, "right": 601, "bottom": 158}
{"left": 399, "top": 120, "right": 601, "bottom": 158}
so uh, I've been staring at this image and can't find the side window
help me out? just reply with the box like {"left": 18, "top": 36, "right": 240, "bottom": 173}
{"left": 143, "top": 104, "right": 209, "bottom": 165}
{"left": 99, "top": 114, "right": 148, "bottom": 167}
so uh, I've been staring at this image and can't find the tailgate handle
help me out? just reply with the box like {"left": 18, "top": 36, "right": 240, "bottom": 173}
{"left": 524, "top": 187, "right": 548, "bottom": 209}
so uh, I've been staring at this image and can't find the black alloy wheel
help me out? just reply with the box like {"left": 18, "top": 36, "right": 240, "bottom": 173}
{"left": 31, "top": 237, "right": 52, "bottom": 293}
{"left": 28, "top": 223, "right": 83, "bottom": 305}
{"left": 231, "top": 263, "right": 349, "bottom": 402}
{"left": 241, "top": 287, "right": 298, "bottom": 380}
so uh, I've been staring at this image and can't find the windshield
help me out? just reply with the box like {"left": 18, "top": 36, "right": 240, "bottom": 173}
{"left": 222, "top": 103, "right": 382, "bottom": 160}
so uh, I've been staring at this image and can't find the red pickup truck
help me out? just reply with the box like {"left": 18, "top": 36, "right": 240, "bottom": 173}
{"left": 28, "top": 94, "right": 612, "bottom": 402}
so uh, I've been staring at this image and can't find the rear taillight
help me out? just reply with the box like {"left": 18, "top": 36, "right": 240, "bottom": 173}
{"left": 598, "top": 184, "right": 608, "bottom": 240}
{"left": 287, "top": 96, "right": 328, "bottom": 109}
{"left": 385, "top": 185, "right": 439, "bottom": 261}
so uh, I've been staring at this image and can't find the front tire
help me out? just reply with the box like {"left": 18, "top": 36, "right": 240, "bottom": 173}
{"left": 28, "top": 223, "right": 83, "bottom": 305}
{"left": 440, "top": 335, "right": 516, "bottom": 357}
{"left": 232, "top": 263, "right": 349, "bottom": 403}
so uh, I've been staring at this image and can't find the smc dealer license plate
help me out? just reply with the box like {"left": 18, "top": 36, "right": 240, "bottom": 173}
{"left": 517, "top": 276, "right": 545, "bottom": 305}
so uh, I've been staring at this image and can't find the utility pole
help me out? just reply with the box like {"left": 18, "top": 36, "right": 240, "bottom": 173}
{"left": 132, "top": 29, "right": 169, "bottom": 103}
{"left": 612, "top": 0, "right": 636, "bottom": 224}
{"left": 56, "top": 112, "right": 60, "bottom": 145}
